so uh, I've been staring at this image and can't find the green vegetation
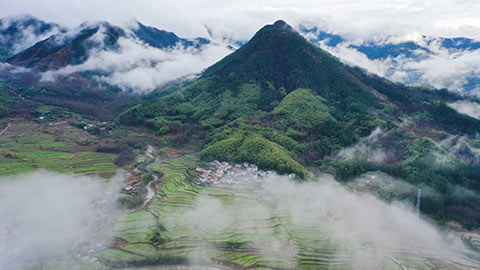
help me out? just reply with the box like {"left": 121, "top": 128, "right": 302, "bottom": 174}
{"left": 201, "top": 121, "right": 309, "bottom": 178}
{"left": 114, "top": 20, "right": 480, "bottom": 226}
{"left": 273, "top": 88, "right": 334, "bottom": 130}
{"left": 153, "top": 117, "right": 169, "bottom": 135}
{"left": 34, "top": 105, "right": 55, "bottom": 116}
{"left": 100, "top": 154, "right": 475, "bottom": 269}
{"left": 0, "top": 103, "right": 9, "bottom": 118}
{"left": 0, "top": 129, "right": 117, "bottom": 178}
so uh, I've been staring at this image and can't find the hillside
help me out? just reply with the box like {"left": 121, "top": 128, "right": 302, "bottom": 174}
{"left": 119, "top": 20, "right": 480, "bottom": 227}
{"left": 0, "top": 18, "right": 214, "bottom": 119}
{"left": 6, "top": 22, "right": 124, "bottom": 70}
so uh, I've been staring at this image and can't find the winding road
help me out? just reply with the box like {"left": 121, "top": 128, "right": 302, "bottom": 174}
{"left": 141, "top": 145, "right": 160, "bottom": 208}
{"left": 143, "top": 173, "right": 158, "bottom": 207}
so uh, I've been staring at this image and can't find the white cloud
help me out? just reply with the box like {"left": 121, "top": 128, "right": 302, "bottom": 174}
{"left": 336, "top": 128, "right": 394, "bottom": 164}
{"left": 3, "top": 1, "right": 480, "bottom": 94}
{"left": 448, "top": 100, "right": 480, "bottom": 120}
{"left": 0, "top": 15, "right": 63, "bottom": 54}
{"left": 316, "top": 37, "right": 480, "bottom": 93}
{"left": 167, "top": 174, "right": 472, "bottom": 268}
{"left": 1, "top": 0, "right": 480, "bottom": 42}
{"left": 41, "top": 34, "right": 233, "bottom": 93}
{"left": 0, "top": 171, "right": 124, "bottom": 269}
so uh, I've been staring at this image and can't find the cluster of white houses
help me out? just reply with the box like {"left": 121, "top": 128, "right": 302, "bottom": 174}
{"left": 194, "top": 160, "right": 271, "bottom": 185}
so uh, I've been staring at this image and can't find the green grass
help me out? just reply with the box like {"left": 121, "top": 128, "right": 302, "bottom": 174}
{"left": 0, "top": 133, "right": 117, "bottom": 177}
{"left": 99, "top": 155, "right": 476, "bottom": 270}
{"left": 101, "top": 156, "right": 336, "bottom": 269}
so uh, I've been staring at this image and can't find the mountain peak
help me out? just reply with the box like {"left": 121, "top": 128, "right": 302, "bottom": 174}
{"left": 273, "top": 19, "right": 287, "bottom": 27}
{"left": 203, "top": 19, "right": 351, "bottom": 101}
{"left": 272, "top": 19, "right": 291, "bottom": 29}
{"left": 256, "top": 19, "right": 295, "bottom": 35}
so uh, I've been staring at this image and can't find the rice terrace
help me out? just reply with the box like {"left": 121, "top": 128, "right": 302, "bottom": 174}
{"left": 98, "top": 152, "right": 479, "bottom": 269}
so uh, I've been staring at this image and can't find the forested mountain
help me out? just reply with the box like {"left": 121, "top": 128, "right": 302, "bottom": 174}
{"left": 118, "top": 20, "right": 480, "bottom": 226}
{"left": 0, "top": 17, "right": 214, "bottom": 118}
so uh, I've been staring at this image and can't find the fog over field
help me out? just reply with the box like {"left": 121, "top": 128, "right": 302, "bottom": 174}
{"left": 1, "top": 171, "right": 479, "bottom": 269}
{"left": 169, "top": 174, "right": 479, "bottom": 268}
{"left": 0, "top": 171, "right": 125, "bottom": 269}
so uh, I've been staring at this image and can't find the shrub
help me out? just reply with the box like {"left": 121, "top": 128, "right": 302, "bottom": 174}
{"left": 153, "top": 117, "right": 169, "bottom": 135}
{"left": 273, "top": 88, "right": 334, "bottom": 130}
{"left": 200, "top": 130, "right": 309, "bottom": 179}
{"left": 0, "top": 104, "right": 10, "bottom": 118}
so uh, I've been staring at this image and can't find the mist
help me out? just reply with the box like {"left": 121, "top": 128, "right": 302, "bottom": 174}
{"left": 440, "top": 134, "right": 480, "bottom": 165}
{"left": 40, "top": 29, "right": 233, "bottom": 94}
{"left": 335, "top": 127, "right": 393, "bottom": 164}
{"left": 449, "top": 100, "right": 480, "bottom": 120}
{"left": 0, "top": 170, "right": 125, "bottom": 269}
{"left": 0, "top": 15, "right": 63, "bottom": 54}
{"left": 167, "top": 174, "right": 479, "bottom": 269}
{"left": 317, "top": 37, "right": 480, "bottom": 94}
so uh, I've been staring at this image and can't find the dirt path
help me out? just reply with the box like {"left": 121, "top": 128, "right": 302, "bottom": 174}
{"left": 0, "top": 123, "right": 11, "bottom": 136}
{"left": 141, "top": 145, "right": 160, "bottom": 208}
{"left": 143, "top": 173, "right": 158, "bottom": 207}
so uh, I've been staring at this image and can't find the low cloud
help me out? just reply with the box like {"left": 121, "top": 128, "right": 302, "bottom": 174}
{"left": 0, "top": 15, "right": 63, "bottom": 55}
{"left": 440, "top": 135, "right": 480, "bottom": 165}
{"left": 167, "top": 175, "right": 476, "bottom": 268}
{"left": 449, "top": 100, "right": 480, "bottom": 120}
{"left": 2, "top": 1, "right": 480, "bottom": 42}
{"left": 317, "top": 38, "right": 480, "bottom": 93}
{"left": 0, "top": 170, "right": 124, "bottom": 269}
{"left": 2, "top": 1, "right": 480, "bottom": 95}
{"left": 40, "top": 33, "right": 232, "bottom": 94}
{"left": 335, "top": 127, "right": 395, "bottom": 164}
{"left": 0, "top": 62, "right": 30, "bottom": 77}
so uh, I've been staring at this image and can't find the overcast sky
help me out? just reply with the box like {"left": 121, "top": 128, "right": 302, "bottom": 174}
{"left": 2, "top": 0, "right": 480, "bottom": 41}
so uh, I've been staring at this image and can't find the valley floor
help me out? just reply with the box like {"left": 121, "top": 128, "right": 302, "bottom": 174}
{"left": 0, "top": 118, "right": 479, "bottom": 270}
{"left": 99, "top": 149, "right": 480, "bottom": 270}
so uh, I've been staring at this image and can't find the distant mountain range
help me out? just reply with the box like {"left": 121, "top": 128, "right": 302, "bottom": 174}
{"left": 299, "top": 26, "right": 480, "bottom": 93}
{"left": 0, "top": 15, "right": 221, "bottom": 116}
{"left": 1, "top": 15, "right": 480, "bottom": 94}
{"left": 302, "top": 26, "right": 480, "bottom": 57}
{"left": 1, "top": 16, "right": 210, "bottom": 71}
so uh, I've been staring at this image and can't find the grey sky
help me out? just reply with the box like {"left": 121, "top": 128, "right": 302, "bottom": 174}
{"left": 2, "top": 0, "right": 480, "bottom": 41}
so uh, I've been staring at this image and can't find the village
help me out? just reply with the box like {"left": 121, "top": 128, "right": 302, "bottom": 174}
{"left": 194, "top": 160, "right": 275, "bottom": 186}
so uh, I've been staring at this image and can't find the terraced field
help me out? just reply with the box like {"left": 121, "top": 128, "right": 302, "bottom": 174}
{"left": 0, "top": 120, "right": 117, "bottom": 177}
{"left": 97, "top": 156, "right": 480, "bottom": 269}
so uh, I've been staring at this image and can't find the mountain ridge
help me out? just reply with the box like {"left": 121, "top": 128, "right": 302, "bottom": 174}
{"left": 119, "top": 20, "right": 480, "bottom": 182}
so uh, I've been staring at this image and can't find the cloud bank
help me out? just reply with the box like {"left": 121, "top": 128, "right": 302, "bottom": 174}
{"left": 0, "top": 15, "right": 63, "bottom": 55}
{"left": 40, "top": 32, "right": 232, "bottom": 93}
{"left": 167, "top": 174, "right": 478, "bottom": 268}
{"left": 316, "top": 37, "right": 480, "bottom": 93}
{"left": 0, "top": 171, "right": 124, "bottom": 269}
{"left": 2, "top": 0, "right": 480, "bottom": 42}
{"left": 449, "top": 100, "right": 480, "bottom": 120}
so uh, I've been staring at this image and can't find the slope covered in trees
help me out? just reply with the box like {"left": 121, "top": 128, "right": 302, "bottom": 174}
{"left": 118, "top": 20, "right": 480, "bottom": 226}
